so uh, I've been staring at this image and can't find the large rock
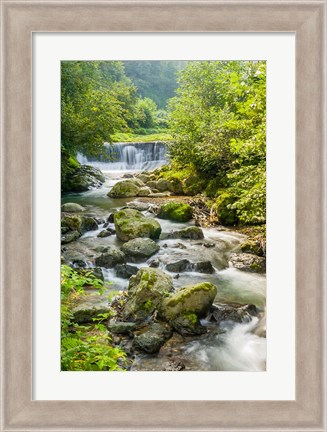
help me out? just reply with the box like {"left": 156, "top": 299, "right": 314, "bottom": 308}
{"left": 71, "top": 300, "right": 108, "bottom": 324}
{"left": 137, "top": 187, "right": 152, "bottom": 197}
{"left": 121, "top": 238, "right": 160, "bottom": 263}
{"left": 95, "top": 246, "right": 126, "bottom": 268}
{"left": 156, "top": 178, "right": 169, "bottom": 192}
{"left": 160, "top": 282, "right": 217, "bottom": 322}
{"left": 114, "top": 208, "right": 161, "bottom": 242}
{"left": 166, "top": 178, "right": 184, "bottom": 194}
{"left": 65, "top": 165, "right": 105, "bottom": 192}
{"left": 115, "top": 263, "right": 139, "bottom": 279}
{"left": 123, "top": 268, "right": 174, "bottom": 322}
{"left": 108, "top": 180, "right": 140, "bottom": 198}
{"left": 157, "top": 202, "right": 193, "bottom": 222}
{"left": 206, "top": 303, "right": 258, "bottom": 324}
{"left": 161, "top": 226, "right": 204, "bottom": 240}
{"left": 133, "top": 323, "right": 172, "bottom": 354}
{"left": 61, "top": 230, "right": 80, "bottom": 244}
{"left": 61, "top": 202, "right": 85, "bottom": 213}
{"left": 165, "top": 260, "right": 214, "bottom": 274}
{"left": 61, "top": 215, "right": 98, "bottom": 234}
{"left": 170, "top": 312, "right": 207, "bottom": 336}
{"left": 229, "top": 253, "right": 266, "bottom": 273}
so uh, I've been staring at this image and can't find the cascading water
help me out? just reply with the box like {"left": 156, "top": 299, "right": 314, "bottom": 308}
{"left": 77, "top": 141, "right": 167, "bottom": 171}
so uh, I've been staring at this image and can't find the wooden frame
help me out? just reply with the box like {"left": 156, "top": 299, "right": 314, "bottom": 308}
{"left": 1, "top": 1, "right": 326, "bottom": 431}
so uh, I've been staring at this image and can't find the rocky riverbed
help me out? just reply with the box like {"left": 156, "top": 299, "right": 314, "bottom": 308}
{"left": 61, "top": 168, "right": 266, "bottom": 371}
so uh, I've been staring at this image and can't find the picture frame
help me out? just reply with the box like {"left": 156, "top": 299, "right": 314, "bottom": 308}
{"left": 1, "top": 1, "right": 326, "bottom": 431}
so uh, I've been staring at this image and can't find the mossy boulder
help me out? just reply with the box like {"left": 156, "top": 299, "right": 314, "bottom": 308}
{"left": 123, "top": 268, "right": 173, "bottom": 322}
{"left": 108, "top": 180, "right": 140, "bottom": 198}
{"left": 114, "top": 208, "right": 162, "bottom": 242}
{"left": 229, "top": 253, "right": 266, "bottom": 273}
{"left": 64, "top": 165, "right": 105, "bottom": 192}
{"left": 156, "top": 178, "right": 169, "bottom": 192}
{"left": 161, "top": 226, "right": 204, "bottom": 240}
{"left": 170, "top": 312, "right": 206, "bottom": 336}
{"left": 157, "top": 202, "right": 193, "bottom": 222}
{"left": 61, "top": 202, "right": 85, "bottom": 213}
{"left": 121, "top": 238, "right": 160, "bottom": 263}
{"left": 95, "top": 246, "right": 126, "bottom": 268}
{"left": 137, "top": 186, "right": 152, "bottom": 197}
{"left": 133, "top": 323, "right": 172, "bottom": 354}
{"left": 61, "top": 230, "right": 80, "bottom": 244}
{"left": 240, "top": 239, "right": 265, "bottom": 257}
{"left": 61, "top": 215, "right": 97, "bottom": 243}
{"left": 160, "top": 282, "right": 217, "bottom": 322}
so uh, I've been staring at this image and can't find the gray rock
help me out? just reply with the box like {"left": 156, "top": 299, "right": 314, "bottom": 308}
{"left": 107, "top": 321, "right": 137, "bottom": 335}
{"left": 166, "top": 259, "right": 190, "bottom": 273}
{"left": 127, "top": 201, "right": 151, "bottom": 212}
{"left": 108, "top": 180, "right": 140, "bottom": 198}
{"left": 229, "top": 253, "right": 266, "bottom": 273}
{"left": 97, "top": 229, "right": 112, "bottom": 238}
{"left": 121, "top": 238, "right": 160, "bottom": 263}
{"left": 160, "top": 226, "right": 204, "bottom": 240}
{"left": 206, "top": 303, "right": 259, "bottom": 324}
{"left": 61, "top": 230, "right": 80, "bottom": 244}
{"left": 61, "top": 202, "right": 85, "bottom": 212}
{"left": 115, "top": 263, "right": 139, "bottom": 279}
{"left": 133, "top": 323, "right": 172, "bottom": 354}
{"left": 95, "top": 246, "right": 126, "bottom": 268}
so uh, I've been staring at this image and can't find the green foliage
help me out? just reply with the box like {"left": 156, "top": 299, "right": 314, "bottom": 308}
{"left": 60, "top": 265, "right": 127, "bottom": 371}
{"left": 167, "top": 61, "right": 266, "bottom": 224}
{"left": 61, "top": 61, "right": 138, "bottom": 158}
{"left": 124, "top": 61, "right": 187, "bottom": 108}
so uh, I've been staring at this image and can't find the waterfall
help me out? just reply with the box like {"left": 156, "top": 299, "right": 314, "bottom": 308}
{"left": 77, "top": 141, "right": 168, "bottom": 171}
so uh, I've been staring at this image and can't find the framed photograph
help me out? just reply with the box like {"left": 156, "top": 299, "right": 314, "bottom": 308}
{"left": 1, "top": 1, "right": 326, "bottom": 431}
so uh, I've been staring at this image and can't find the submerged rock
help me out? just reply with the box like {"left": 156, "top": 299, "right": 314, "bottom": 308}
{"left": 229, "top": 253, "right": 266, "bottom": 273}
{"left": 165, "top": 260, "right": 214, "bottom": 274}
{"left": 127, "top": 201, "right": 151, "bottom": 212}
{"left": 133, "top": 323, "right": 172, "bottom": 354}
{"left": 121, "top": 238, "right": 160, "bottom": 263}
{"left": 160, "top": 282, "right": 217, "bottom": 322}
{"left": 115, "top": 263, "right": 138, "bottom": 279}
{"left": 123, "top": 268, "right": 173, "bottom": 322}
{"left": 95, "top": 246, "right": 126, "bottom": 268}
{"left": 61, "top": 202, "right": 85, "bottom": 213}
{"left": 114, "top": 208, "right": 161, "bottom": 242}
{"left": 108, "top": 180, "right": 141, "bottom": 198}
{"left": 97, "top": 229, "right": 113, "bottom": 238}
{"left": 161, "top": 226, "right": 204, "bottom": 240}
{"left": 206, "top": 303, "right": 258, "bottom": 324}
{"left": 158, "top": 202, "right": 193, "bottom": 222}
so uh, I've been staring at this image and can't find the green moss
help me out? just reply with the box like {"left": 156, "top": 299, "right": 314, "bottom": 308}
{"left": 166, "top": 282, "right": 215, "bottom": 307}
{"left": 158, "top": 202, "right": 193, "bottom": 222}
{"left": 182, "top": 312, "right": 198, "bottom": 324}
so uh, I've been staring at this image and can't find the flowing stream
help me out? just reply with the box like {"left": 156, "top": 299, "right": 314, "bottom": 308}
{"left": 63, "top": 143, "right": 266, "bottom": 371}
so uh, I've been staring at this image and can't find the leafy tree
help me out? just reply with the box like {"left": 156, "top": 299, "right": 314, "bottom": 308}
{"left": 61, "top": 61, "right": 137, "bottom": 158}
{"left": 124, "top": 61, "right": 187, "bottom": 108}
{"left": 168, "top": 61, "right": 266, "bottom": 225}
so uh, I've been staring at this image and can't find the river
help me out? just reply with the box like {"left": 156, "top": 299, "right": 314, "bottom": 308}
{"left": 62, "top": 142, "right": 266, "bottom": 371}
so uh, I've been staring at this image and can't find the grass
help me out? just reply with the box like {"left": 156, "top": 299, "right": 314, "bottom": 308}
{"left": 111, "top": 130, "right": 173, "bottom": 143}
